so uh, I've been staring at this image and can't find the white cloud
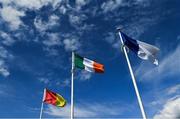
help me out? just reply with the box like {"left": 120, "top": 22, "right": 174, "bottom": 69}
{"left": 0, "top": 46, "right": 11, "bottom": 59}
{"left": 76, "top": 0, "right": 88, "bottom": 6}
{"left": 166, "top": 84, "right": 180, "bottom": 95}
{"left": 63, "top": 39, "right": 80, "bottom": 51}
{"left": 0, "top": 66, "right": 10, "bottom": 77}
{"left": 69, "top": 14, "right": 81, "bottom": 25}
{"left": 34, "top": 14, "right": 60, "bottom": 32}
{"left": 153, "top": 96, "right": 180, "bottom": 119}
{"left": 56, "top": 79, "right": 70, "bottom": 87}
{"left": 135, "top": 45, "right": 180, "bottom": 81}
{"left": 34, "top": 17, "right": 46, "bottom": 32}
{"left": 75, "top": 0, "right": 89, "bottom": 10}
{"left": 104, "top": 32, "right": 121, "bottom": 49}
{"left": 43, "top": 33, "right": 61, "bottom": 47}
{"left": 11, "top": 0, "right": 42, "bottom": 9}
{"left": 134, "top": 0, "right": 150, "bottom": 6}
{"left": 59, "top": 5, "right": 67, "bottom": 14}
{"left": 0, "top": 6, "right": 25, "bottom": 30}
{"left": 48, "top": 14, "right": 59, "bottom": 26}
{"left": 46, "top": 103, "right": 124, "bottom": 118}
{"left": 101, "top": 0, "right": 124, "bottom": 13}
{"left": 0, "top": 46, "right": 13, "bottom": 77}
{"left": 38, "top": 77, "right": 49, "bottom": 84}
{"left": 0, "top": 60, "right": 10, "bottom": 77}
{"left": 0, "top": 31, "right": 15, "bottom": 46}
{"left": 100, "top": 0, "right": 150, "bottom": 13}
{"left": 78, "top": 70, "right": 92, "bottom": 81}
{"left": 69, "top": 14, "right": 87, "bottom": 28}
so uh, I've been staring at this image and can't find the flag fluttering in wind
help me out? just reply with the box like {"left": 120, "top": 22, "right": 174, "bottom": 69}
{"left": 74, "top": 53, "right": 104, "bottom": 73}
{"left": 121, "top": 32, "right": 159, "bottom": 65}
{"left": 43, "top": 89, "right": 66, "bottom": 107}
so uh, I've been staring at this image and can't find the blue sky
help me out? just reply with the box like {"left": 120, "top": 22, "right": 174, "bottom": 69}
{"left": 0, "top": 0, "right": 180, "bottom": 118}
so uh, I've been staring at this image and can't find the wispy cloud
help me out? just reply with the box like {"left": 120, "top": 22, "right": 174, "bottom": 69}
{"left": 78, "top": 70, "right": 92, "bottom": 81}
{"left": 177, "top": 35, "right": 180, "bottom": 40}
{"left": 45, "top": 102, "right": 125, "bottom": 118}
{"left": 75, "top": 0, "right": 90, "bottom": 10}
{"left": 34, "top": 14, "right": 60, "bottom": 33}
{"left": 0, "top": 31, "right": 15, "bottom": 46}
{"left": 166, "top": 84, "right": 180, "bottom": 95}
{"left": 0, "top": 61, "right": 10, "bottom": 77}
{"left": 0, "top": 84, "right": 14, "bottom": 97}
{"left": 63, "top": 38, "right": 81, "bottom": 51}
{"left": 38, "top": 77, "right": 50, "bottom": 84}
{"left": 0, "top": 46, "right": 13, "bottom": 77}
{"left": 104, "top": 32, "right": 121, "bottom": 49}
{"left": 42, "top": 33, "right": 61, "bottom": 47}
{"left": 56, "top": 78, "right": 70, "bottom": 87}
{"left": 101, "top": 0, "right": 124, "bottom": 13}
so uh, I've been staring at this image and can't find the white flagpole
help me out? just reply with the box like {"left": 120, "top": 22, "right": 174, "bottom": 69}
{"left": 118, "top": 30, "right": 147, "bottom": 119}
{"left": 71, "top": 52, "right": 75, "bottom": 119}
{"left": 39, "top": 88, "right": 46, "bottom": 119}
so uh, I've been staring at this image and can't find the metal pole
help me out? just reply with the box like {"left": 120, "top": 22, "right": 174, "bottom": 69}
{"left": 71, "top": 52, "right": 75, "bottom": 119}
{"left": 118, "top": 31, "right": 147, "bottom": 119}
{"left": 39, "top": 88, "right": 46, "bottom": 119}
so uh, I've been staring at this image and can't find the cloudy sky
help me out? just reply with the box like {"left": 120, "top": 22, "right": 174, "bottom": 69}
{"left": 0, "top": 0, "right": 180, "bottom": 118}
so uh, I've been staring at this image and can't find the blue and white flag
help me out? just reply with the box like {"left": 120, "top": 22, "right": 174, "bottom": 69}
{"left": 121, "top": 32, "right": 159, "bottom": 65}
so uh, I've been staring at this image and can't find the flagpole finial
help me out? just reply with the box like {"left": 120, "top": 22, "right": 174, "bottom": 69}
{"left": 116, "top": 27, "right": 121, "bottom": 32}
{"left": 116, "top": 26, "right": 124, "bottom": 32}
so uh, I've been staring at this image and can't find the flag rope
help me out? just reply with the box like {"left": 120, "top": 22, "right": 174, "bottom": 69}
{"left": 118, "top": 30, "right": 147, "bottom": 119}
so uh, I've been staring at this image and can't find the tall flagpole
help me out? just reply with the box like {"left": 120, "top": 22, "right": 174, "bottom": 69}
{"left": 39, "top": 88, "right": 46, "bottom": 119}
{"left": 118, "top": 30, "right": 147, "bottom": 119}
{"left": 71, "top": 52, "right": 75, "bottom": 119}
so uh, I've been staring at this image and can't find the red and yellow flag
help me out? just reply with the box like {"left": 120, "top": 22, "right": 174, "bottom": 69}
{"left": 43, "top": 89, "right": 66, "bottom": 107}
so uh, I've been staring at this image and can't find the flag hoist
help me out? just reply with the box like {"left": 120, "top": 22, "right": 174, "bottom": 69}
{"left": 117, "top": 28, "right": 159, "bottom": 119}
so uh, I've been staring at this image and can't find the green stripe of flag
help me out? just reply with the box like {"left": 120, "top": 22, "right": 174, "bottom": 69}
{"left": 74, "top": 54, "right": 85, "bottom": 69}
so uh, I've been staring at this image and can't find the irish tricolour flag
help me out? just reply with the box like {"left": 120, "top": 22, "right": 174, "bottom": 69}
{"left": 74, "top": 54, "right": 104, "bottom": 73}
